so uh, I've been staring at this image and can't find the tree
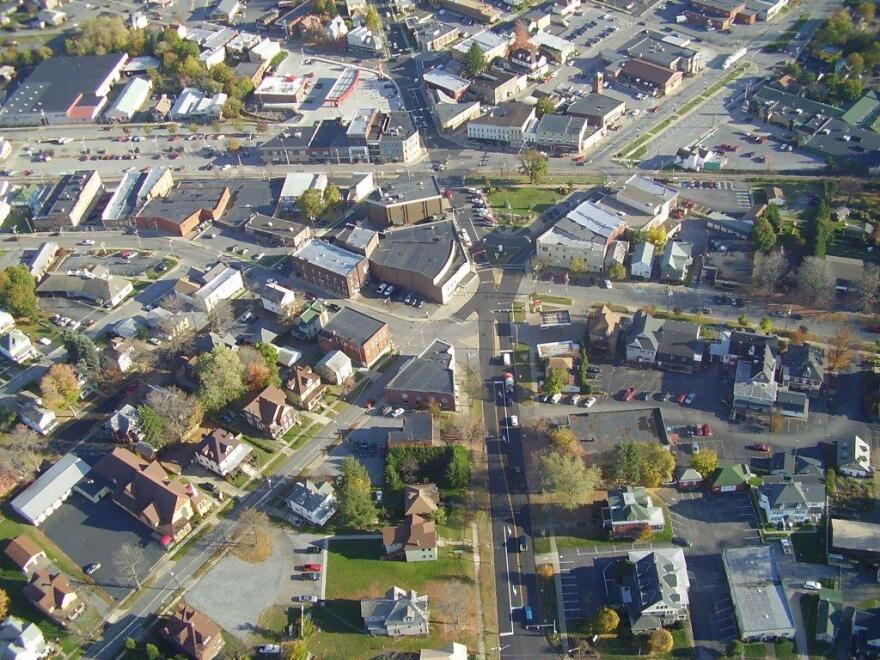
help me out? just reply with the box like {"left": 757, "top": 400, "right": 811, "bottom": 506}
{"left": 796, "top": 257, "right": 832, "bottom": 306}
{"left": 542, "top": 367, "right": 565, "bottom": 396}
{"left": 637, "top": 443, "right": 675, "bottom": 487}
{"left": 809, "top": 199, "right": 833, "bottom": 258}
{"left": 315, "top": 0, "right": 337, "bottom": 16}
{"left": 590, "top": 607, "right": 619, "bottom": 634}
{"left": 751, "top": 248, "right": 786, "bottom": 296}
{"left": 400, "top": 455, "right": 420, "bottom": 483}
{"left": 857, "top": 1, "right": 875, "bottom": 20}
{"left": 520, "top": 149, "right": 548, "bottom": 185}
{"left": 690, "top": 449, "right": 718, "bottom": 477}
{"left": 535, "top": 96, "right": 556, "bottom": 117}
{"left": 223, "top": 97, "right": 243, "bottom": 118}
{"left": 463, "top": 41, "right": 487, "bottom": 78}
{"left": 751, "top": 215, "right": 777, "bottom": 253}
{"left": 114, "top": 543, "right": 144, "bottom": 590}
{"left": 549, "top": 427, "right": 577, "bottom": 453}
{"left": 759, "top": 316, "right": 773, "bottom": 334}
{"left": 827, "top": 325, "right": 854, "bottom": 372}
{"left": 1, "top": 424, "right": 43, "bottom": 478}
{"left": 569, "top": 257, "right": 588, "bottom": 275}
{"left": 538, "top": 450, "right": 600, "bottom": 510}
{"left": 615, "top": 442, "right": 641, "bottom": 484}
{"left": 226, "top": 137, "right": 241, "bottom": 153}
{"left": 137, "top": 404, "right": 166, "bottom": 450}
{"left": 324, "top": 184, "right": 342, "bottom": 207}
{"left": 431, "top": 506, "right": 447, "bottom": 526}
{"left": 0, "top": 407, "right": 15, "bottom": 433}
{"left": 63, "top": 332, "right": 101, "bottom": 374}
{"left": 337, "top": 456, "right": 376, "bottom": 529}
{"left": 792, "top": 324, "right": 809, "bottom": 344}
{"left": 197, "top": 347, "right": 245, "bottom": 411}
{"left": 847, "top": 51, "right": 865, "bottom": 74}
{"left": 281, "top": 641, "right": 310, "bottom": 660}
{"left": 65, "top": 16, "right": 132, "bottom": 55}
{"left": 444, "top": 446, "right": 471, "bottom": 488}
{"left": 144, "top": 386, "right": 202, "bottom": 445}
{"left": 727, "top": 639, "right": 745, "bottom": 658}
{"left": 737, "top": 313, "right": 751, "bottom": 329}
{"left": 364, "top": 4, "right": 381, "bottom": 31}
{"left": 0, "top": 265, "right": 38, "bottom": 319}
{"left": 40, "top": 364, "right": 81, "bottom": 411}
{"left": 860, "top": 263, "right": 879, "bottom": 312}
{"left": 536, "top": 563, "right": 555, "bottom": 580}
{"left": 0, "top": 588, "right": 8, "bottom": 619}
{"left": 254, "top": 342, "right": 281, "bottom": 387}
{"left": 298, "top": 188, "right": 325, "bottom": 222}
{"left": 762, "top": 204, "right": 782, "bottom": 232}
{"left": 145, "top": 644, "right": 161, "bottom": 660}
{"left": 608, "top": 262, "right": 627, "bottom": 281}
{"left": 233, "top": 509, "right": 270, "bottom": 549}
{"left": 644, "top": 226, "right": 668, "bottom": 248}
{"left": 647, "top": 629, "right": 674, "bottom": 655}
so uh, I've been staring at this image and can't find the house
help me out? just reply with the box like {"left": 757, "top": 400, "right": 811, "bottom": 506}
{"left": 212, "top": 0, "right": 240, "bottom": 21}
{"left": 326, "top": 15, "right": 348, "bottom": 39}
{"left": 239, "top": 386, "right": 298, "bottom": 439}
{"left": 105, "top": 76, "right": 152, "bottom": 121}
{"left": 186, "top": 265, "right": 243, "bottom": 313}
{"left": 536, "top": 200, "right": 626, "bottom": 272}
{"left": 404, "top": 483, "right": 440, "bottom": 516}
{"left": 315, "top": 350, "right": 353, "bottom": 385}
{"left": 285, "top": 480, "right": 337, "bottom": 526}
{"left": 169, "top": 88, "right": 227, "bottom": 121}
{"left": 385, "top": 340, "right": 458, "bottom": 412}
{"left": 387, "top": 412, "right": 438, "bottom": 448}
{"left": 622, "top": 548, "right": 690, "bottom": 632}
{"left": 193, "top": 429, "right": 253, "bottom": 478}
{"left": 361, "top": 587, "right": 429, "bottom": 636}
{"left": 675, "top": 145, "right": 726, "bottom": 171}
{"left": 11, "top": 454, "right": 90, "bottom": 526}
{"left": 319, "top": 308, "right": 391, "bottom": 368}
{"left": 0, "top": 310, "right": 15, "bottom": 335}
{"left": 37, "top": 266, "right": 133, "bottom": 308}
{"left": 757, "top": 478, "right": 825, "bottom": 524}
{"left": 630, "top": 242, "right": 654, "bottom": 279}
{"left": 292, "top": 301, "right": 329, "bottom": 340}
{"left": 347, "top": 26, "right": 385, "bottom": 56}
{"left": 769, "top": 450, "right": 823, "bottom": 478}
{"left": 654, "top": 320, "right": 704, "bottom": 373}
{"left": 23, "top": 570, "right": 83, "bottom": 624}
{"left": 16, "top": 396, "right": 57, "bottom": 436}
{"left": 659, "top": 241, "right": 693, "bottom": 282}
{"left": 93, "top": 447, "right": 210, "bottom": 543}
{"left": 709, "top": 463, "right": 751, "bottom": 493}
{"left": 419, "top": 643, "right": 467, "bottom": 660}
{"left": 624, "top": 310, "right": 664, "bottom": 365}
{"left": 107, "top": 337, "right": 135, "bottom": 373}
{"left": 106, "top": 404, "right": 143, "bottom": 444}
{"left": 4, "top": 536, "right": 46, "bottom": 574}
{"left": 159, "top": 603, "right": 225, "bottom": 660}
{"left": 278, "top": 172, "right": 328, "bottom": 212}
{"left": 676, "top": 467, "right": 703, "bottom": 491}
{"left": 0, "top": 616, "right": 50, "bottom": 659}
{"left": 722, "top": 546, "right": 795, "bottom": 641}
{"left": 603, "top": 486, "right": 665, "bottom": 538}
{"left": 732, "top": 344, "right": 779, "bottom": 417}
{"left": 781, "top": 344, "right": 825, "bottom": 396}
{"left": 837, "top": 435, "right": 872, "bottom": 478}
{"left": 586, "top": 305, "right": 624, "bottom": 356}
{"left": 815, "top": 589, "right": 844, "bottom": 644}
{"left": 382, "top": 514, "right": 438, "bottom": 562}
{"left": 286, "top": 366, "right": 325, "bottom": 411}
{"left": 0, "top": 330, "right": 36, "bottom": 364}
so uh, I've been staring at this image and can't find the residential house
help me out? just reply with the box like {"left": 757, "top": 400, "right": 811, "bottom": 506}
{"left": 326, "top": 15, "right": 348, "bottom": 39}
{"left": 106, "top": 404, "right": 143, "bottom": 444}
{"left": 815, "top": 589, "right": 844, "bottom": 644}
{"left": 625, "top": 310, "right": 664, "bottom": 365}
{"left": 655, "top": 320, "right": 704, "bottom": 373}
{"left": 0, "top": 330, "right": 36, "bottom": 364}
{"left": 586, "top": 305, "right": 624, "bottom": 356}
{"left": 319, "top": 308, "right": 391, "bottom": 368}
{"left": 385, "top": 340, "right": 458, "bottom": 412}
{"left": 382, "top": 514, "right": 438, "bottom": 562}
{"left": 732, "top": 344, "right": 779, "bottom": 417}
{"left": 0, "top": 616, "right": 50, "bottom": 659}
{"left": 193, "top": 429, "right": 253, "bottom": 478}
{"left": 286, "top": 366, "right": 325, "bottom": 411}
{"left": 757, "top": 478, "right": 825, "bottom": 524}
{"left": 676, "top": 467, "right": 703, "bottom": 491}
{"left": 315, "top": 350, "right": 353, "bottom": 385}
{"left": 361, "top": 587, "right": 429, "bottom": 637}
{"left": 387, "top": 412, "right": 438, "bottom": 448}
{"left": 630, "top": 242, "right": 654, "bottom": 279}
{"left": 292, "top": 301, "right": 329, "bottom": 340}
{"left": 239, "top": 386, "right": 298, "bottom": 439}
{"left": 285, "top": 480, "right": 337, "bottom": 526}
{"left": 852, "top": 607, "right": 880, "bottom": 658}
{"left": 159, "top": 602, "right": 225, "bottom": 660}
{"left": 10, "top": 454, "right": 89, "bottom": 526}
{"left": 260, "top": 282, "right": 296, "bottom": 316}
{"left": 187, "top": 265, "right": 243, "bottom": 313}
{"left": 92, "top": 447, "right": 210, "bottom": 543}
{"left": 622, "top": 548, "right": 690, "bottom": 632}
{"left": 769, "top": 450, "right": 823, "bottom": 478}
{"left": 603, "top": 486, "right": 665, "bottom": 538}
{"left": 107, "top": 337, "right": 135, "bottom": 373}
{"left": 16, "top": 396, "right": 57, "bottom": 436}
{"left": 781, "top": 344, "right": 825, "bottom": 397}
{"left": 4, "top": 536, "right": 46, "bottom": 574}
{"left": 23, "top": 571, "right": 83, "bottom": 624}
{"left": 837, "top": 435, "right": 872, "bottom": 478}
{"left": 659, "top": 241, "right": 693, "bottom": 282}
{"left": 37, "top": 266, "right": 133, "bottom": 308}
{"left": 404, "top": 483, "right": 440, "bottom": 517}
{"left": 709, "top": 463, "right": 751, "bottom": 493}
{"left": 0, "top": 310, "right": 14, "bottom": 334}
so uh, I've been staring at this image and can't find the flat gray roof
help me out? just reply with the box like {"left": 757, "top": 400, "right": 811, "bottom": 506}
{"left": 386, "top": 339, "right": 455, "bottom": 396}
{"left": 368, "top": 176, "right": 443, "bottom": 208}
{"left": 292, "top": 239, "right": 365, "bottom": 276}
{"left": 723, "top": 546, "right": 795, "bottom": 639}
{"left": 322, "top": 307, "right": 386, "bottom": 345}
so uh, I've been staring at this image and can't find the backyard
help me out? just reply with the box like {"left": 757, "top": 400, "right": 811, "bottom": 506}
{"left": 309, "top": 539, "right": 479, "bottom": 658}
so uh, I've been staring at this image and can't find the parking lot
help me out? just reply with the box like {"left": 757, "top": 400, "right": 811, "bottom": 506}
{"left": 679, "top": 180, "right": 753, "bottom": 213}
{"left": 41, "top": 492, "right": 167, "bottom": 601}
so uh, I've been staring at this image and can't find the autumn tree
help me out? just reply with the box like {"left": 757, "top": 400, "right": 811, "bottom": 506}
{"left": 549, "top": 427, "right": 578, "bottom": 453}
{"left": 538, "top": 450, "right": 600, "bottom": 510}
{"left": 827, "top": 325, "right": 855, "bottom": 372}
{"left": 861, "top": 263, "right": 879, "bottom": 312}
{"left": 690, "top": 449, "right": 718, "bottom": 477}
{"left": 615, "top": 442, "right": 675, "bottom": 487}
{"left": 542, "top": 367, "right": 565, "bottom": 396}
{"left": 796, "top": 257, "right": 832, "bottom": 306}
{"left": 298, "top": 189, "right": 325, "bottom": 222}
{"left": 751, "top": 248, "right": 786, "bottom": 296}
{"left": 40, "top": 364, "right": 81, "bottom": 410}
{"left": 536, "top": 96, "right": 556, "bottom": 117}
{"left": 198, "top": 346, "right": 245, "bottom": 410}
{"left": 537, "top": 563, "right": 555, "bottom": 580}
{"left": 324, "top": 184, "right": 342, "bottom": 207}
{"left": 759, "top": 316, "right": 773, "bottom": 334}
{"left": 364, "top": 4, "right": 381, "bottom": 31}
{"left": 0, "top": 588, "right": 8, "bottom": 619}
{"left": 0, "top": 265, "right": 38, "bottom": 319}
{"left": 281, "top": 641, "right": 310, "bottom": 660}
{"left": 144, "top": 386, "right": 202, "bottom": 445}
{"left": 647, "top": 628, "right": 674, "bottom": 655}
{"left": 608, "top": 262, "right": 627, "bottom": 281}
{"left": 589, "top": 606, "right": 619, "bottom": 634}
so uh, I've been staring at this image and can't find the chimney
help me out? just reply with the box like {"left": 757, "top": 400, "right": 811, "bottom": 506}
{"left": 593, "top": 71, "right": 603, "bottom": 94}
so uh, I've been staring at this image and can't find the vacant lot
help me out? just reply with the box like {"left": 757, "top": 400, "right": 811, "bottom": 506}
{"left": 488, "top": 187, "right": 563, "bottom": 218}
{"left": 310, "top": 539, "right": 478, "bottom": 658}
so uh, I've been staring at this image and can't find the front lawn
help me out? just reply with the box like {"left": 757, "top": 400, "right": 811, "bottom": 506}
{"left": 488, "top": 187, "right": 562, "bottom": 220}
{"left": 310, "top": 539, "right": 478, "bottom": 658}
{"left": 592, "top": 625, "right": 692, "bottom": 658}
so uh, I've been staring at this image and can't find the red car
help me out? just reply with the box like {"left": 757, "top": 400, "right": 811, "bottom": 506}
{"left": 364, "top": 399, "right": 375, "bottom": 409}
{"left": 702, "top": 423, "right": 713, "bottom": 437}
{"left": 623, "top": 388, "right": 636, "bottom": 401}
{"left": 751, "top": 443, "right": 771, "bottom": 453}
{"left": 302, "top": 563, "right": 322, "bottom": 573}
{"left": 694, "top": 425, "right": 704, "bottom": 436}
{"left": 677, "top": 393, "right": 687, "bottom": 405}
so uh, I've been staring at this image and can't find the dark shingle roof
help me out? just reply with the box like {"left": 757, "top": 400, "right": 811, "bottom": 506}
{"left": 321, "top": 308, "right": 387, "bottom": 346}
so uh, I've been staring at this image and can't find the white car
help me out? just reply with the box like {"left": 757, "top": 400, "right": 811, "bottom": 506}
{"left": 604, "top": 279, "right": 613, "bottom": 289}
{"left": 509, "top": 415, "right": 519, "bottom": 427}
{"left": 583, "top": 396, "right": 597, "bottom": 408}
{"left": 391, "top": 408, "right": 405, "bottom": 418}
{"left": 80, "top": 239, "right": 95, "bottom": 246}
{"left": 221, "top": 164, "right": 232, "bottom": 171}
{"left": 804, "top": 580, "right": 822, "bottom": 591}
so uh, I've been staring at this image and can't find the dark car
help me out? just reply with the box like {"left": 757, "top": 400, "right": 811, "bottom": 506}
{"left": 304, "top": 572, "right": 320, "bottom": 581}
{"left": 518, "top": 536, "right": 527, "bottom": 552}
{"left": 304, "top": 545, "right": 321, "bottom": 554}
{"left": 587, "top": 366, "right": 600, "bottom": 374}
{"left": 672, "top": 536, "right": 692, "bottom": 548}
{"left": 328, "top": 303, "right": 341, "bottom": 312}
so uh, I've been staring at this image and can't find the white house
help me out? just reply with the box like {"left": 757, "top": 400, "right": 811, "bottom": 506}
{"left": 326, "top": 15, "right": 349, "bottom": 39}
{"left": 260, "top": 282, "right": 296, "bottom": 315}
{"left": 17, "top": 397, "right": 57, "bottom": 436}
{"left": 0, "top": 309, "right": 15, "bottom": 334}
{"left": 193, "top": 429, "right": 253, "bottom": 477}
{"left": 286, "top": 480, "right": 337, "bottom": 526}
{"left": 758, "top": 479, "right": 826, "bottom": 524}
{"left": 10, "top": 454, "right": 90, "bottom": 526}
{"left": 190, "top": 265, "right": 244, "bottom": 312}
{"left": 0, "top": 330, "right": 36, "bottom": 364}
{"left": 316, "top": 350, "right": 353, "bottom": 385}
{"left": 0, "top": 616, "right": 51, "bottom": 659}
{"left": 630, "top": 242, "right": 654, "bottom": 279}
{"left": 837, "top": 435, "right": 872, "bottom": 478}
{"left": 279, "top": 172, "right": 328, "bottom": 211}
{"left": 128, "top": 11, "right": 148, "bottom": 29}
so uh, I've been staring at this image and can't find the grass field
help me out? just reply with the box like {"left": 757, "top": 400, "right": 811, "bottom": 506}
{"left": 309, "top": 539, "right": 479, "bottom": 658}
{"left": 488, "top": 187, "right": 562, "bottom": 217}
{"left": 532, "top": 293, "right": 573, "bottom": 306}
{"left": 592, "top": 626, "right": 692, "bottom": 658}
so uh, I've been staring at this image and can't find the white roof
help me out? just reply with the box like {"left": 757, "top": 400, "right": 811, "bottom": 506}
{"left": 106, "top": 76, "right": 152, "bottom": 117}
{"left": 423, "top": 71, "right": 471, "bottom": 95}
{"left": 280, "top": 172, "right": 328, "bottom": 199}
{"left": 622, "top": 174, "right": 678, "bottom": 203}
{"left": 256, "top": 75, "right": 305, "bottom": 97}
{"left": 0, "top": 310, "right": 14, "bottom": 328}
{"left": 318, "top": 349, "right": 352, "bottom": 371}
{"left": 565, "top": 200, "right": 626, "bottom": 238}
{"left": 11, "top": 454, "right": 90, "bottom": 524}
{"left": 276, "top": 346, "right": 302, "bottom": 367}
{"left": 531, "top": 30, "right": 575, "bottom": 52}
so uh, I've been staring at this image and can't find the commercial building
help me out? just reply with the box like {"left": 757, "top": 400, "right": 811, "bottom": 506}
{"left": 136, "top": 182, "right": 230, "bottom": 236}
{"left": 169, "top": 88, "right": 227, "bottom": 121}
{"left": 830, "top": 518, "right": 880, "bottom": 563}
{"left": 466, "top": 103, "right": 536, "bottom": 147}
{"left": 469, "top": 67, "right": 527, "bottom": 105}
{"left": 452, "top": 31, "right": 511, "bottom": 62}
{"left": 366, "top": 176, "right": 448, "bottom": 226}
{"left": 32, "top": 170, "right": 103, "bottom": 231}
{"left": 423, "top": 71, "right": 471, "bottom": 101}
{"left": 533, "top": 114, "right": 601, "bottom": 154}
{"left": 212, "top": 0, "right": 241, "bottom": 21}
{"left": 530, "top": 30, "right": 576, "bottom": 63}
{"left": 319, "top": 307, "right": 391, "bottom": 367}
{"left": 434, "top": 100, "right": 483, "bottom": 132}
{"left": 413, "top": 23, "right": 459, "bottom": 51}
{"left": 437, "top": 0, "right": 501, "bottom": 22}
{"left": 244, "top": 214, "right": 312, "bottom": 248}
{"left": 335, "top": 223, "right": 378, "bottom": 256}
{"left": 567, "top": 92, "right": 626, "bottom": 128}
{"left": 278, "top": 172, "right": 328, "bottom": 212}
{"left": 24, "top": 241, "right": 59, "bottom": 280}
{"left": 722, "top": 546, "right": 795, "bottom": 641}
{"left": 101, "top": 167, "right": 174, "bottom": 228}
{"left": 369, "top": 221, "right": 472, "bottom": 304}
{"left": 836, "top": 435, "right": 872, "bottom": 478}
{"left": 536, "top": 200, "right": 626, "bottom": 271}
{"left": 104, "top": 76, "right": 152, "bottom": 121}
{"left": 0, "top": 53, "right": 128, "bottom": 126}
{"left": 254, "top": 75, "right": 308, "bottom": 106}
{"left": 622, "top": 31, "right": 702, "bottom": 74}
{"left": 603, "top": 486, "right": 664, "bottom": 538}
{"left": 37, "top": 265, "right": 133, "bottom": 308}
{"left": 11, "top": 454, "right": 90, "bottom": 526}
{"left": 617, "top": 59, "right": 683, "bottom": 96}
{"left": 686, "top": 0, "right": 756, "bottom": 28}
{"left": 347, "top": 26, "right": 386, "bottom": 56}
{"left": 385, "top": 339, "right": 457, "bottom": 412}
{"left": 290, "top": 239, "right": 369, "bottom": 297}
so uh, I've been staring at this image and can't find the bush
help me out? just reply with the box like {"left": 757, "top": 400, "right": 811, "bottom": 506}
{"left": 385, "top": 445, "right": 471, "bottom": 492}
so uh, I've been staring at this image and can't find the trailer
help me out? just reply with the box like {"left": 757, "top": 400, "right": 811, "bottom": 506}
{"left": 722, "top": 47, "right": 747, "bottom": 70}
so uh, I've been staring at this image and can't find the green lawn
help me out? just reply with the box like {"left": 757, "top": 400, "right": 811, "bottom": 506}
{"left": 310, "top": 539, "right": 478, "bottom": 658}
{"left": 487, "top": 187, "right": 562, "bottom": 218}
{"left": 592, "top": 626, "right": 692, "bottom": 658}
{"left": 532, "top": 293, "right": 573, "bottom": 306}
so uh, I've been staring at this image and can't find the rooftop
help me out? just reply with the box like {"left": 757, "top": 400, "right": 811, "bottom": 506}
{"left": 139, "top": 181, "right": 227, "bottom": 224}
{"left": 322, "top": 307, "right": 387, "bottom": 346}
{"left": 368, "top": 176, "right": 443, "bottom": 208}
{"left": 292, "top": 239, "right": 365, "bottom": 276}
{"left": 386, "top": 339, "right": 456, "bottom": 396}
{"left": 469, "top": 102, "right": 533, "bottom": 127}
{"left": 723, "top": 546, "right": 795, "bottom": 639}
{"left": 371, "top": 220, "right": 466, "bottom": 283}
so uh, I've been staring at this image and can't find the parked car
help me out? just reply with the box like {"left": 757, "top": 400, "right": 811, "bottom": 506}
{"left": 751, "top": 442, "right": 772, "bottom": 452}
{"left": 684, "top": 393, "right": 696, "bottom": 405}
{"left": 304, "top": 545, "right": 321, "bottom": 554}
{"left": 780, "top": 538, "right": 793, "bottom": 555}
{"left": 518, "top": 536, "right": 527, "bottom": 552}
{"left": 302, "top": 563, "right": 322, "bottom": 572}
{"left": 391, "top": 408, "right": 405, "bottom": 418}
{"left": 623, "top": 388, "right": 636, "bottom": 401}
{"left": 691, "top": 442, "right": 699, "bottom": 454}
{"left": 583, "top": 396, "right": 597, "bottom": 408}
{"left": 84, "top": 562, "right": 101, "bottom": 575}
{"left": 257, "top": 645, "right": 282, "bottom": 655}
{"left": 508, "top": 415, "right": 519, "bottom": 427}
{"left": 804, "top": 580, "right": 822, "bottom": 591}
{"left": 672, "top": 536, "right": 692, "bottom": 548}
{"left": 702, "top": 423, "right": 713, "bottom": 437}
{"left": 304, "top": 572, "right": 320, "bottom": 581}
